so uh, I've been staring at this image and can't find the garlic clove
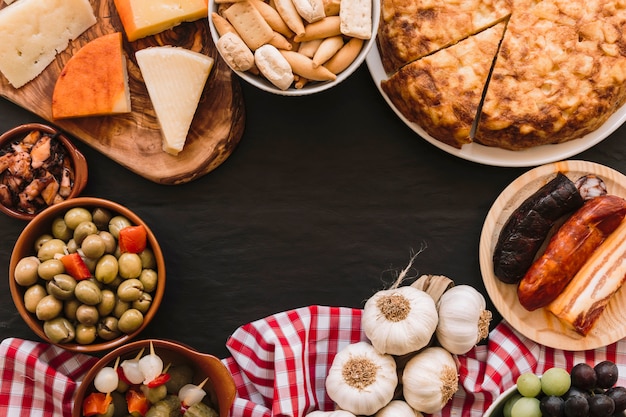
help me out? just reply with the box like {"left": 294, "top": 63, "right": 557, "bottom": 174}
{"left": 374, "top": 400, "right": 423, "bottom": 417}
{"left": 305, "top": 411, "right": 357, "bottom": 417}
{"left": 410, "top": 274, "right": 454, "bottom": 304}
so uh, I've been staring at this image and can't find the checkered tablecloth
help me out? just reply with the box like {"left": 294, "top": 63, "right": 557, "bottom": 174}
{"left": 3, "top": 305, "right": 626, "bottom": 417}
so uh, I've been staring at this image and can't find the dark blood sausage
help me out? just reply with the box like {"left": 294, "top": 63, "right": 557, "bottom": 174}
{"left": 517, "top": 194, "right": 626, "bottom": 311}
{"left": 493, "top": 172, "right": 584, "bottom": 284}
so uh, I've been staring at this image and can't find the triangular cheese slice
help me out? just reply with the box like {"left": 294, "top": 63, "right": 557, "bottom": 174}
{"left": 135, "top": 46, "right": 214, "bottom": 156}
{"left": 381, "top": 21, "right": 506, "bottom": 149}
{"left": 52, "top": 32, "right": 131, "bottom": 119}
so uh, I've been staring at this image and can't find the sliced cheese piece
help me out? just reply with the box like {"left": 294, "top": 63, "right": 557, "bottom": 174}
{"left": 0, "top": 0, "right": 96, "bottom": 88}
{"left": 52, "top": 33, "right": 131, "bottom": 119}
{"left": 135, "top": 46, "right": 214, "bottom": 156}
{"left": 113, "top": 0, "right": 208, "bottom": 42}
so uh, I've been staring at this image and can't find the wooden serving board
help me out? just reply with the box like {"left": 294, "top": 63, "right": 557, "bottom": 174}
{"left": 0, "top": 0, "right": 245, "bottom": 185}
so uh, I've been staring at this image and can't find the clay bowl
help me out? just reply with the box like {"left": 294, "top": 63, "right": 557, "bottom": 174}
{"left": 9, "top": 197, "right": 166, "bottom": 353}
{"left": 0, "top": 123, "right": 88, "bottom": 221}
{"left": 72, "top": 339, "right": 236, "bottom": 417}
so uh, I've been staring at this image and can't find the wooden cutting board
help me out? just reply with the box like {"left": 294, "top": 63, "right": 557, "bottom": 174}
{"left": 0, "top": 0, "right": 245, "bottom": 185}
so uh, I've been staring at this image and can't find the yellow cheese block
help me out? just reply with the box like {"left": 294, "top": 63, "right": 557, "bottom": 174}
{"left": 135, "top": 46, "right": 214, "bottom": 156}
{"left": 52, "top": 32, "right": 131, "bottom": 119}
{"left": 113, "top": 0, "right": 208, "bottom": 42}
{"left": 0, "top": 0, "right": 96, "bottom": 88}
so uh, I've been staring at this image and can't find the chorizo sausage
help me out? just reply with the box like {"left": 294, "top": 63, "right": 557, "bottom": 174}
{"left": 517, "top": 194, "right": 626, "bottom": 311}
{"left": 493, "top": 172, "right": 584, "bottom": 284}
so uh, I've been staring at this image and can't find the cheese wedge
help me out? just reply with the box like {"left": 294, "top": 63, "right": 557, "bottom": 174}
{"left": 0, "top": 0, "right": 96, "bottom": 88}
{"left": 135, "top": 46, "right": 214, "bottom": 156}
{"left": 113, "top": 0, "right": 208, "bottom": 42}
{"left": 52, "top": 33, "right": 131, "bottom": 119}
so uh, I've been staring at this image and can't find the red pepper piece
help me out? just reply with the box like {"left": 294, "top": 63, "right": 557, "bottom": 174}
{"left": 126, "top": 389, "right": 150, "bottom": 417}
{"left": 82, "top": 392, "right": 112, "bottom": 416}
{"left": 146, "top": 372, "right": 170, "bottom": 388}
{"left": 61, "top": 252, "right": 91, "bottom": 280}
{"left": 118, "top": 225, "right": 148, "bottom": 254}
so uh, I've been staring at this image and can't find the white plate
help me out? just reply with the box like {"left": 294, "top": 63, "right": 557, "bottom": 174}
{"left": 365, "top": 45, "right": 626, "bottom": 168}
{"left": 479, "top": 161, "right": 626, "bottom": 350}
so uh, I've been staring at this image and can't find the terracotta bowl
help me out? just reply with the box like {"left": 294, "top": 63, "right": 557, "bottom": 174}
{"left": 72, "top": 339, "right": 237, "bottom": 417}
{"left": 9, "top": 197, "right": 166, "bottom": 353}
{"left": 0, "top": 123, "right": 88, "bottom": 221}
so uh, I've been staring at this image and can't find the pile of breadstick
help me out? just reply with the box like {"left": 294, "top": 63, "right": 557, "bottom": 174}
{"left": 212, "top": 0, "right": 372, "bottom": 90}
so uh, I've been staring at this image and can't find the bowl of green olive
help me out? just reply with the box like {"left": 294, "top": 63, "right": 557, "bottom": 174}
{"left": 72, "top": 339, "right": 236, "bottom": 417}
{"left": 9, "top": 197, "right": 165, "bottom": 353}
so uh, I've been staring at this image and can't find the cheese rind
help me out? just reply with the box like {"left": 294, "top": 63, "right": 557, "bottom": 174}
{"left": 113, "top": 0, "right": 208, "bottom": 42}
{"left": 0, "top": 0, "right": 96, "bottom": 88}
{"left": 52, "top": 32, "right": 132, "bottom": 119}
{"left": 135, "top": 46, "right": 214, "bottom": 156}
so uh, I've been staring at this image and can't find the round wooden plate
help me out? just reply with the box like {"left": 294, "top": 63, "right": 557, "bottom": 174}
{"left": 479, "top": 160, "right": 626, "bottom": 350}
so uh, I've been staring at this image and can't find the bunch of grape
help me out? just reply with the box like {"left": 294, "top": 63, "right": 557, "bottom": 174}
{"left": 504, "top": 360, "right": 626, "bottom": 417}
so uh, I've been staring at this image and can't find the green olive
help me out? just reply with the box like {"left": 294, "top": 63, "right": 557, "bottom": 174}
{"left": 74, "top": 280, "right": 103, "bottom": 305}
{"left": 113, "top": 299, "right": 130, "bottom": 319}
{"left": 132, "top": 292, "right": 152, "bottom": 314}
{"left": 37, "top": 239, "right": 67, "bottom": 262}
{"left": 66, "top": 238, "right": 78, "bottom": 254}
{"left": 165, "top": 364, "right": 194, "bottom": 393}
{"left": 36, "top": 294, "right": 63, "bottom": 321}
{"left": 118, "top": 253, "right": 142, "bottom": 279}
{"left": 82, "top": 255, "right": 98, "bottom": 274}
{"left": 98, "top": 231, "right": 117, "bottom": 254}
{"left": 38, "top": 258, "right": 65, "bottom": 280}
{"left": 92, "top": 207, "right": 112, "bottom": 230}
{"left": 97, "top": 316, "right": 121, "bottom": 340}
{"left": 142, "top": 384, "right": 167, "bottom": 403}
{"left": 33, "top": 233, "right": 53, "bottom": 252}
{"left": 64, "top": 207, "right": 92, "bottom": 230}
{"left": 75, "top": 324, "right": 97, "bottom": 345}
{"left": 138, "top": 248, "right": 156, "bottom": 270}
{"left": 81, "top": 234, "right": 106, "bottom": 259}
{"left": 76, "top": 304, "right": 100, "bottom": 325}
{"left": 43, "top": 317, "right": 75, "bottom": 344}
{"left": 51, "top": 217, "right": 72, "bottom": 241}
{"left": 73, "top": 221, "right": 98, "bottom": 246}
{"left": 64, "top": 299, "right": 81, "bottom": 321}
{"left": 24, "top": 284, "right": 47, "bottom": 313}
{"left": 98, "top": 289, "right": 117, "bottom": 316}
{"left": 117, "top": 308, "right": 143, "bottom": 334}
{"left": 46, "top": 274, "right": 77, "bottom": 300}
{"left": 14, "top": 256, "right": 41, "bottom": 286}
{"left": 108, "top": 215, "right": 132, "bottom": 239}
{"left": 117, "top": 279, "right": 143, "bottom": 302}
{"left": 95, "top": 254, "right": 119, "bottom": 284}
{"left": 139, "top": 269, "right": 158, "bottom": 293}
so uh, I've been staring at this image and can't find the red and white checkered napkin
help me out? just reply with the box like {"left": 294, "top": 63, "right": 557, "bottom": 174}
{"left": 223, "top": 305, "right": 626, "bottom": 417}
{"left": 3, "top": 305, "right": 626, "bottom": 417}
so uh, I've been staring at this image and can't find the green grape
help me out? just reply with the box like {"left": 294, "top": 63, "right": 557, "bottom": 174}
{"left": 504, "top": 392, "right": 523, "bottom": 417}
{"left": 541, "top": 367, "right": 571, "bottom": 396}
{"left": 511, "top": 396, "right": 542, "bottom": 417}
{"left": 517, "top": 372, "right": 542, "bottom": 397}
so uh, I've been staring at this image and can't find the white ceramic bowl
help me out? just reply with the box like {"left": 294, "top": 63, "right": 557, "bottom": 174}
{"left": 209, "top": 0, "right": 381, "bottom": 96}
{"left": 484, "top": 385, "right": 520, "bottom": 417}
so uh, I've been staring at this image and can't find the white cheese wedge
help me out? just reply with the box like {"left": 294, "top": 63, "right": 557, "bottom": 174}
{"left": 0, "top": 0, "right": 96, "bottom": 88}
{"left": 113, "top": 0, "right": 208, "bottom": 42}
{"left": 135, "top": 46, "right": 214, "bottom": 156}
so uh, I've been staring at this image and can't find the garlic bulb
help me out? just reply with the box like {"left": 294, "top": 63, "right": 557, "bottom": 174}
{"left": 374, "top": 400, "right": 423, "bottom": 417}
{"left": 435, "top": 284, "right": 492, "bottom": 355}
{"left": 362, "top": 286, "right": 438, "bottom": 355}
{"left": 325, "top": 341, "right": 398, "bottom": 416}
{"left": 305, "top": 411, "right": 357, "bottom": 417}
{"left": 402, "top": 346, "right": 458, "bottom": 414}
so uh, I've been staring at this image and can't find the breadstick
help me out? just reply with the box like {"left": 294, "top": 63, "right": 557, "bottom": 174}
{"left": 297, "top": 39, "right": 323, "bottom": 58}
{"left": 280, "top": 50, "right": 337, "bottom": 81}
{"left": 255, "top": 44, "right": 294, "bottom": 90}
{"left": 292, "top": 0, "right": 325, "bottom": 23}
{"left": 249, "top": 0, "right": 294, "bottom": 37}
{"left": 211, "top": 12, "right": 237, "bottom": 37}
{"left": 269, "top": 31, "right": 293, "bottom": 50}
{"left": 293, "top": 16, "right": 341, "bottom": 42}
{"left": 222, "top": 0, "right": 275, "bottom": 50}
{"left": 217, "top": 32, "right": 255, "bottom": 71}
{"left": 312, "top": 35, "right": 344, "bottom": 67}
{"left": 340, "top": 0, "right": 372, "bottom": 39}
{"left": 273, "top": 0, "right": 306, "bottom": 37}
{"left": 294, "top": 75, "right": 310, "bottom": 88}
{"left": 323, "top": 37, "right": 363, "bottom": 74}
{"left": 214, "top": 0, "right": 246, "bottom": 3}
{"left": 322, "top": 0, "right": 340, "bottom": 16}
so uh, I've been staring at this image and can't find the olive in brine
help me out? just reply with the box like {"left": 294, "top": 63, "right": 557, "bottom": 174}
{"left": 24, "top": 284, "right": 47, "bottom": 313}
{"left": 81, "top": 234, "right": 106, "bottom": 259}
{"left": 98, "top": 316, "right": 121, "bottom": 340}
{"left": 64, "top": 299, "right": 81, "bottom": 321}
{"left": 47, "top": 274, "right": 77, "bottom": 300}
{"left": 44, "top": 317, "right": 75, "bottom": 343}
{"left": 98, "top": 289, "right": 117, "bottom": 316}
{"left": 113, "top": 299, "right": 130, "bottom": 319}
{"left": 51, "top": 217, "right": 72, "bottom": 241}
{"left": 118, "top": 253, "right": 142, "bottom": 279}
{"left": 92, "top": 207, "right": 112, "bottom": 230}
{"left": 74, "top": 280, "right": 103, "bottom": 305}
{"left": 36, "top": 294, "right": 63, "bottom": 321}
{"left": 109, "top": 215, "right": 132, "bottom": 238}
{"left": 139, "top": 248, "right": 156, "bottom": 270}
{"left": 117, "top": 308, "right": 143, "bottom": 334}
{"left": 117, "top": 279, "right": 143, "bottom": 302}
{"left": 139, "top": 269, "right": 158, "bottom": 293}
{"left": 95, "top": 254, "right": 119, "bottom": 284}
{"left": 75, "top": 324, "right": 97, "bottom": 345}
{"left": 14, "top": 256, "right": 40, "bottom": 286}
{"left": 33, "top": 233, "right": 53, "bottom": 252}
{"left": 132, "top": 292, "right": 152, "bottom": 314}
{"left": 38, "top": 259, "right": 65, "bottom": 280}
{"left": 73, "top": 221, "right": 98, "bottom": 245}
{"left": 98, "top": 231, "right": 117, "bottom": 254}
{"left": 37, "top": 239, "right": 67, "bottom": 261}
{"left": 64, "top": 207, "right": 92, "bottom": 230}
